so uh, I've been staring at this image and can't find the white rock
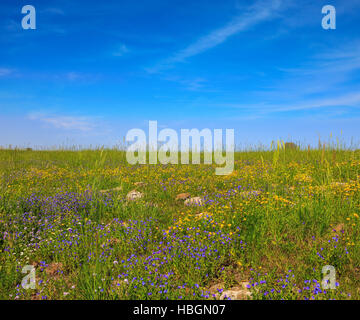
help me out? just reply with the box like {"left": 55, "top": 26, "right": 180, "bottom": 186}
{"left": 126, "top": 190, "right": 143, "bottom": 201}
{"left": 184, "top": 197, "right": 203, "bottom": 206}
{"left": 220, "top": 283, "right": 252, "bottom": 300}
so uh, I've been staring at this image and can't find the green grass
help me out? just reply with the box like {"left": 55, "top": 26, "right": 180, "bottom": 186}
{"left": 0, "top": 146, "right": 359, "bottom": 300}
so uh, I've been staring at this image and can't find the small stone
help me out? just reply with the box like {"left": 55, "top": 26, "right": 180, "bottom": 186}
{"left": 208, "top": 282, "right": 224, "bottom": 298}
{"left": 332, "top": 223, "right": 344, "bottom": 233}
{"left": 220, "top": 282, "right": 252, "bottom": 300}
{"left": 209, "top": 281, "right": 251, "bottom": 300}
{"left": 285, "top": 142, "right": 298, "bottom": 150}
{"left": 184, "top": 197, "right": 203, "bottom": 206}
{"left": 126, "top": 190, "right": 143, "bottom": 201}
{"left": 175, "top": 193, "right": 191, "bottom": 201}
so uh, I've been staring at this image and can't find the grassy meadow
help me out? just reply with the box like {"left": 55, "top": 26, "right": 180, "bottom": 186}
{"left": 0, "top": 144, "right": 359, "bottom": 300}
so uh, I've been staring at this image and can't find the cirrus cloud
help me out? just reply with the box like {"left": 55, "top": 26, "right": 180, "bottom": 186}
{"left": 28, "top": 112, "right": 100, "bottom": 132}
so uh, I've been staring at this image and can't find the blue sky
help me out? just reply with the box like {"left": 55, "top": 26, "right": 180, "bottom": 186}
{"left": 1, "top": 0, "right": 360, "bottom": 148}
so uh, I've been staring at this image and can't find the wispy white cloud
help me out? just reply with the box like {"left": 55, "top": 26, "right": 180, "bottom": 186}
{"left": 314, "top": 41, "right": 360, "bottom": 61}
{"left": 113, "top": 44, "right": 129, "bottom": 57}
{"left": 0, "top": 68, "right": 14, "bottom": 77}
{"left": 66, "top": 72, "right": 86, "bottom": 81}
{"left": 148, "top": 0, "right": 284, "bottom": 72}
{"left": 204, "top": 39, "right": 360, "bottom": 115}
{"left": 280, "top": 50, "right": 360, "bottom": 78}
{"left": 242, "top": 39, "right": 360, "bottom": 110}
{"left": 162, "top": 75, "right": 208, "bottom": 91}
{"left": 217, "top": 91, "right": 360, "bottom": 116}
{"left": 28, "top": 112, "right": 100, "bottom": 132}
{"left": 0, "top": 68, "right": 100, "bottom": 82}
{"left": 41, "top": 8, "right": 65, "bottom": 15}
{"left": 276, "top": 92, "right": 360, "bottom": 112}
{"left": 3, "top": 19, "right": 20, "bottom": 32}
